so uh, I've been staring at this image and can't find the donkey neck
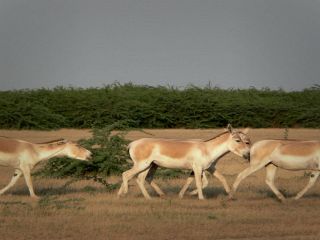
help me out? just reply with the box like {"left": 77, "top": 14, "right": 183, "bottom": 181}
{"left": 34, "top": 143, "right": 67, "bottom": 163}
{"left": 205, "top": 132, "right": 230, "bottom": 161}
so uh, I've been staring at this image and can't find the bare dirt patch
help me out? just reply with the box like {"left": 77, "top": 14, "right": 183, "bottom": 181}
{"left": 0, "top": 128, "right": 319, "bottom": 240}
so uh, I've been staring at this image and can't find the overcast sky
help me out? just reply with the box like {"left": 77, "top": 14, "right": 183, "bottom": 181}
{"left": 0, "top": 0, "right": 319, "bottom": 91}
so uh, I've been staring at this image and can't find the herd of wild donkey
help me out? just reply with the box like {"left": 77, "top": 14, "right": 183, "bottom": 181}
{"left": 0, "top": 124, "right": 319, "bottom": 202}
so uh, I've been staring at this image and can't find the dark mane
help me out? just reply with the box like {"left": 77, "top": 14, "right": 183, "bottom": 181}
{"left": 37, "top": 138, "right": 66, "bottom": 144}
{"left": 204, "top": 131, "right": 229, "bottom": 142}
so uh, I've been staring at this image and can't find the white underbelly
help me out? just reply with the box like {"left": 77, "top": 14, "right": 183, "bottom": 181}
{"left": 153, "top": 157, "right": 192, "bottom": 170}
{"left": 272, "top": 155, "right": 319, "bottom": 171}
{"left": 0, "top": 153, "right": 20, "bottom": 168}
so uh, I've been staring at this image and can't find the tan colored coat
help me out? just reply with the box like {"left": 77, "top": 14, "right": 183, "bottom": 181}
{"left": 230, "top": 139, "right": 320, "bottom": 201}
{"left": 0, "top": 137, "right": 91, "bottom": 198}
{"left": 118, "top": 125, "right": 250, "bottom": 200}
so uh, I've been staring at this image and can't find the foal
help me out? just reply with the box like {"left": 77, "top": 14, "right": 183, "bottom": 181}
{"left": 118, "top": 124, "right": 250, "bottom": 200}
{"left": 0, "top": 137, "right": 92, "bottom": 198}
{"left": 229, "top": 139, "right": 320, "bottom": 201}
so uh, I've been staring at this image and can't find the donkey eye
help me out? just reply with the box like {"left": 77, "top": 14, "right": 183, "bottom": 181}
{"left": 235, "top": 139, "right": 241, "bottom": 142}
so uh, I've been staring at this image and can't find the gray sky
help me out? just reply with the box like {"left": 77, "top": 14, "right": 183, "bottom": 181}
{"left": 0, "top": 0, "right": 319, "bottom": 91}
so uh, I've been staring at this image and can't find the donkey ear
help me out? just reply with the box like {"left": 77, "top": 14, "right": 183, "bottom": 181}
{"left": 242, "top": 128, "right": 250, "bottom": 134}
{"left": 227, "top": 124, "right": 233, "bottom": 133}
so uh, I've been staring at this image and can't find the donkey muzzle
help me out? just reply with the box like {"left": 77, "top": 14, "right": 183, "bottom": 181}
{"left": 243, "top": 152, "right": 250, "bottom": 161}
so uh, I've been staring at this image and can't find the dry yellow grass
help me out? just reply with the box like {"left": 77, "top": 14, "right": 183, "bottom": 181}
{"left": 0, "top": 128, "right": 320, "bottom": 240}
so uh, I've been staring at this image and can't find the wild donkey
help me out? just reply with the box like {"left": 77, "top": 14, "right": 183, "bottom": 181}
{"left": 229, "top": 139, "right": 320, "bottom": 201}
{"left": 118, "top": 124, "right": 250, "bottom": 200}
{"left": 0, "top": 137, "right": 92, "bottom": 198}
{"left": 178, "top": 129, "right": 250, "bottom": 198}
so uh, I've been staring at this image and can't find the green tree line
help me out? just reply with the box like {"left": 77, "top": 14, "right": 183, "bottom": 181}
{"left": 1, "top": 83, "right": 319, "bottom": 129}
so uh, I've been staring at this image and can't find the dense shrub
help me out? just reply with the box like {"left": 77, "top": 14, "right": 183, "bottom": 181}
{"left": 0, "top": 83, "right": 319, "bottom": 129}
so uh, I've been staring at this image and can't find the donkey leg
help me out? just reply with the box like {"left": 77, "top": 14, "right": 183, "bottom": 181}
{"left": 145, "top": 164, "right": 165, "bottom": 197}
{"left": 118, "top": 161, "right": 152, "bottom": 197}
{"left": 230, "top": 159, "right": 270, "bottom": 199}
{"left": 179, "top": 172, "right": 194, "bottom": 199}
{"left": 265, "top": 164, "right": 285, "bottom": 201}
{"left": 193, "top": 164, "right": 204, "bottom": 200}
{"left": 117, "top": 183, "right": 125, "bottom": 197}
{"left": 118, "top": 167, "right": 140, "bottom": 197}
{"left": 190, "top": 166, "right": 230, "bottom": 195}
{"left": 189, "top": 172, "right": 209, "bottom": 196}
{"left": 189, "top": 164, "right": 221, "bottom": 196}
{"left": 189, "top": 170, "right": 230, "bottom": 196}
{"left": 212, "top": 170, "right": 230, "bottom": 194}
{"left": 0, "top": 169, "right": 23, "bottom": 195}
{"left": 294, "top": 171, "right": 320, "bottom": 200}
{"left": 136, "top": 169, "right": 152, "bottom": 200}
{"left": 136, "top": 164, "right": 164, "bottom": 199}
{"left": 21, "top": 166, "right": 38, "bottom": 199}
{"left": 149, "top": 181, "right": 165, "bottom": 197}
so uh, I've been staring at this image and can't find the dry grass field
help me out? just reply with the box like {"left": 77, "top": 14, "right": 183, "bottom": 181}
{"left": 0, "top": 128, "right": 320, "bottom": 240}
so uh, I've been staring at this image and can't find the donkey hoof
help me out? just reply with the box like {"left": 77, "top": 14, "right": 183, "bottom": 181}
{"left": 228, "top": 194, "right": 236, "bottom": 201}
{"left": 31, "top": 195, "right": 40, "bottom": 201}
{"left": 278, "top": 197, "right": 287, "bottom": 203}
{"left": 117, "top": 193, "right": 125, "bottom": 198}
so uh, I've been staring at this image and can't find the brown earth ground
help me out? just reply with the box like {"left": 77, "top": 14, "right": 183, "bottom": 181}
{"left": 0, "top": 128, "right": 319, "bottom": 240}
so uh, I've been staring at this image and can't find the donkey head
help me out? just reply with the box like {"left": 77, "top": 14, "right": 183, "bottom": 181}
{"left": 63, "top": 141, "right": 92, "bottom": 161}
{"left": 226, "top": 124, "right": 251, "bottom": 160}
